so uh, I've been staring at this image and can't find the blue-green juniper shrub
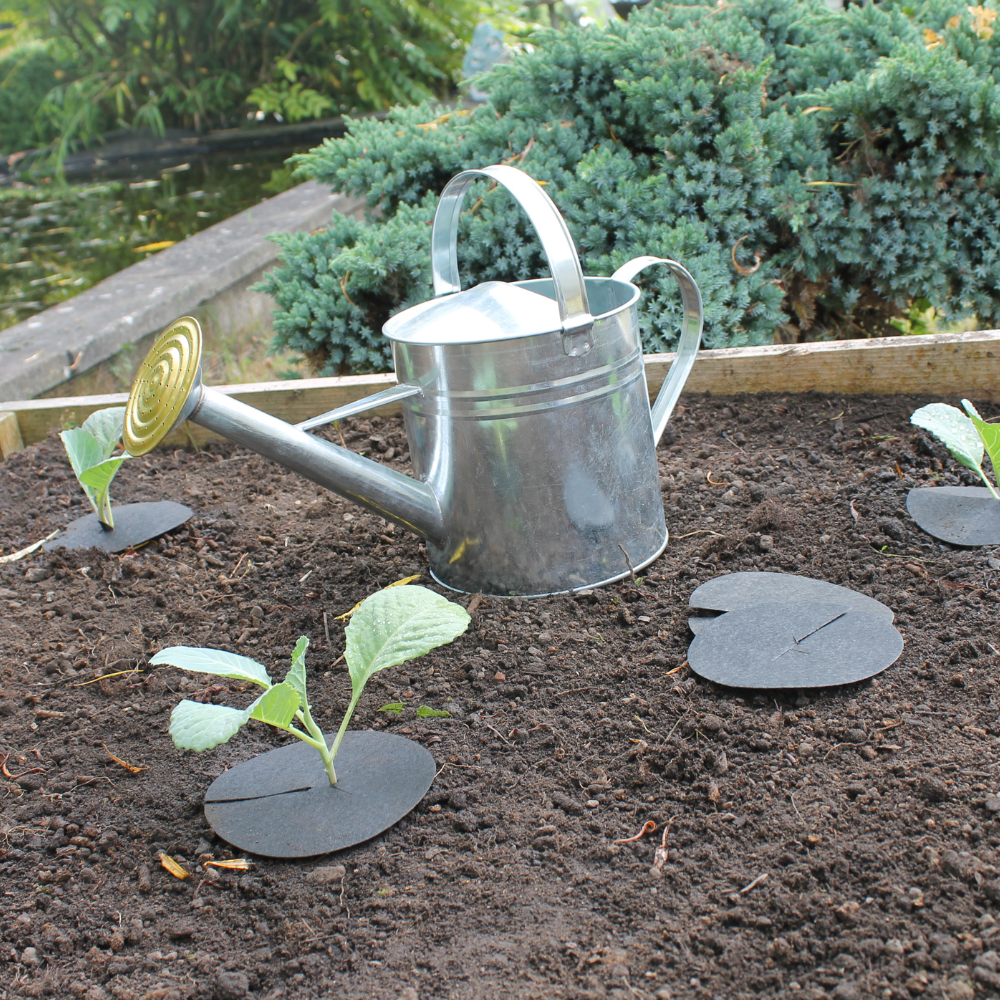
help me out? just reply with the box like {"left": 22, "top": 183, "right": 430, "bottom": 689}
{"left": 257, "top": 0, "right": 1000, "bottom": 374}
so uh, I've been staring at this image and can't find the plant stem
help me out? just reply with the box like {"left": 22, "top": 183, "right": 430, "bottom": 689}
{"left": 978, "top": 469, "right": 1000, "bottom": 500}
{"left": 298, "top": 701, "right": 338, "bottom": 785}
{"left": 326, "top": 689, "right": 363, "bottom": 782}
{"left": 286, "top": 724, "right": 325, "bottom": 753}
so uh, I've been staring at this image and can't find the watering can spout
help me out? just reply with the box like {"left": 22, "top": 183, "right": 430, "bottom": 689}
{"left": 122, "top": 318, "right": 446, "bottom": 542}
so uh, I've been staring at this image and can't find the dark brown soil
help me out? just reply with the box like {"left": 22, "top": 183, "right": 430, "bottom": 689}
{"left": 2, "top": 392, "right": 1000, "bottom": 1000}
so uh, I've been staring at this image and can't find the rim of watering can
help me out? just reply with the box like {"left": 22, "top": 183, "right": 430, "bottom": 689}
{"left": 427, "top": 528, "right": 669, "bottom": 599}
{"left": 516, "top": 275, "right": 643, "bottom": 319}
{"left": 383, "top": 275, "right": 643, "bottom": 347}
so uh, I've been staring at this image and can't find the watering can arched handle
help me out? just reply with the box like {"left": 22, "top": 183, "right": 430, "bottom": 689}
{"left": 612, "top": 256, "right": 703, "bottom": 446}
{"left": 431, "top": 165, "right": 595, "bottom": 357}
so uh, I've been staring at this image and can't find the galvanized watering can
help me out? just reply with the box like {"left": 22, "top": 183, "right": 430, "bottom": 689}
{"left": 124, "top": 165, "right": 703, "bottom": 596}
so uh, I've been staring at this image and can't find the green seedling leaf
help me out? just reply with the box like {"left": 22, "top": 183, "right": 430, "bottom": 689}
{"left": 60, "top": 427, "right": 105, "bottom": 515}
{"left": 416, "top": 705, "right": 451, "bottom": 718}
{"left": 79, "top": 455, "right": 130, "bottom": 528}
{"left": 344, "top": 585, "right": 471, "bottom": 697}
{"left": 962, "top": 399, "right": 1000, "bottom": 491}
{"left": 910, "top": 403, "right": 989, "bottom": 488}
{"left": 285, "top": 636, "right": 309, "bottom": 709}
{"left": 82, "top": 406, "right": 126, "bottom": 460}
{"left": 249, "top": 682, "right": 300, "bottom": 731}
{"left": 60, "top": 427, "right": 104, "bottom": 480}
{"left": 161, "top": 586, "right": 470, "bottom": 789}
{"left": 169, "top": 700, "right": 251, "bottom": 751}
{"left": 61, "top": 408, "right": 130, "bottom": 524}
{"left": 150, "top": 647, "right": 273, "bottom": 688}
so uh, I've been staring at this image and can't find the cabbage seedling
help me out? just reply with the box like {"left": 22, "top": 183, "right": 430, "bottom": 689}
{"left": 911, "top": 400, "right": 1000, "bottom": 500}
{"left": 151, "top": 585, "right": 471, "bottom": 785}
{"left": 60, "top": 406, "right": 131, "bottom": 529}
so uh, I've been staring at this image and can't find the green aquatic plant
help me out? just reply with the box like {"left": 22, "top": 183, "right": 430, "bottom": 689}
{"left": 152, "top": 584, "right": 471, "bottom": 785}
{"left": 911, "top": 400, "right": 1000, "bottom": 499}
{"left": 59, "top": 406, "right": 130, "bottom": 528}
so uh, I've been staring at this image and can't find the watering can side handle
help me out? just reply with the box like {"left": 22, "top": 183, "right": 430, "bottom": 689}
{"left": 611, "top": 256, "right": 703, "bottom": 447}
{"left": 431, "top": 164, "right": 594, "bottom": 357}
{"left": 294, "top": 383, "right": 423, "bottom": 433}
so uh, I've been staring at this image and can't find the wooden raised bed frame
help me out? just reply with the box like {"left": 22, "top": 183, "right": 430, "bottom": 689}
{"left": 1, "top": 329, "right": 998, "bottom": 461}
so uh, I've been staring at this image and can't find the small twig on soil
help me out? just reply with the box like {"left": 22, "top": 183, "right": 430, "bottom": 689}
{"left": 103, "top": 745, "right": 148, "bottom": 774}
{"left": 674, "top": 529, "right": 726, "bottom": 540}
{"left": 653, "top": 819, "right": 674, "bottom": 871}
{"left": 0, "top": 753, "right": 46, "bottom": 781}
{"left": 875, "top": 720, "right": 903, "bottom": 732}
{"left": 666, "top": 660, "right": 688, "bottom": 676}
{"left": 664, "top": 708, "right": 690, "bottom": 741}
{"left": 481, "top": 722, "right": 511, "bottom": 745}
{"left": 555, "top": 685, "right": 593, "bottom": 697}
{"left": 720, "top": 430, "right": 745, "bottom": 452}
{"left": 633, "top": 715, "right": 654, "bottom": 735}
{"left": 815, "top": 410, "right": 844, "bottom": 426}
{"left": 790, "top": 793, "right": 803, "bottom": 823}
{"left": 618, "top": 544, "right": 637, "bottom": 584}
{"left": 740, "top": 872, "right": 769, "bottom": 894}
{"left": 0, "top": 530, "right": 60, "bottom": 564}
{"left": 823, "top": 739, "right": 865, "bottom": 760}
{"left": 620, "top": 978, "right": 645, "bottom": 1000}
{"left": 614, "top": 819, "right": 657, "bottom": 845}
{"left": 74, "top": 668, "right": 142, "bottom": 687}
{"left": 706, "top": 470, "right": 730, "bottom": 486}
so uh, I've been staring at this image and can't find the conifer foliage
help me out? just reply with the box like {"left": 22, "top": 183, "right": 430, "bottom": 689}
{"left": 259, "top": 0, "right": 1000, "bottom": 374}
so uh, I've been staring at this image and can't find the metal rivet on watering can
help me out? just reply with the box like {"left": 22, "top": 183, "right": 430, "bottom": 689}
{"left": 123, "top": 165, "right": 704, "bottom": 597}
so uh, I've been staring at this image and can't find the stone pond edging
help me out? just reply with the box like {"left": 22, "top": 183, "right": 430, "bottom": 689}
{"left": 0, "top": 181, "right": 363, "bottom": 402}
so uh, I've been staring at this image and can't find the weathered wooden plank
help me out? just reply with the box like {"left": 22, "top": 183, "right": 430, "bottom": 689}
{"left": 643, "top": 328, "right": 1000, "bottom": 400}
{"left": 2, "top": 329, "right": 998, "bottom": 460}
{"left": 0, "top": 412, "right": 24, "bottom": 459}
{"left": 3, "top": 372, "right": 399, "bottom": 451}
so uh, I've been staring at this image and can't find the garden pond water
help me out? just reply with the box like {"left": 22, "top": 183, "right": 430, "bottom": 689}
{"left": 0, "top": 150, "right": 298, "bottom": 333}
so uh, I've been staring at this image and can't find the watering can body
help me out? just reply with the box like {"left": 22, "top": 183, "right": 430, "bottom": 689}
{"left": 123, "top": 165, "right": 702, "bottom": 597}
{"left": 390, "top": 276, "right": 671, "bottom": 595}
